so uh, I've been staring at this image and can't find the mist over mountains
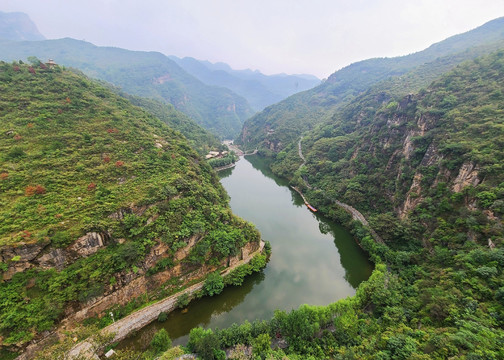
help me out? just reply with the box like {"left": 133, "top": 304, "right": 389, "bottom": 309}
{"left": 0, "top": 11, "right": 44, "bottom": 41}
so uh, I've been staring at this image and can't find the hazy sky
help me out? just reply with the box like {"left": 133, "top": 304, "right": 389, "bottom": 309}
{"left": 2, "top": 0, "right": 504, "bottom": 78}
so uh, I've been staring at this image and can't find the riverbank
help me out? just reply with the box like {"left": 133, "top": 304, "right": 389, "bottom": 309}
{"left": 213, "top": 160, "right": 238, "bottom": 172}
{"left": 65, "top": 241, "right": 266, "bottom": 359}
{"left": 296, "top": 137, "right": 384, "bottom": 244}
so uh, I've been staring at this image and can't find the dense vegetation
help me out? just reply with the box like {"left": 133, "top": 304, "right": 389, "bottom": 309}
{"left": 0, "top": 62, "right": 261, "bottom": 357}
{"left": 170, "top": 56, "right": 320, "bottom": 111}
{"left": 122, "top": 94, "right": 221, "bottom": 155}
{"left": 0, "top": 38, "right": 254, "bottom": 139}
{"left": 208, "top": 153, "right": 238, "bottom": 169}
{"left": 167, "top": 50, "right": 504, "bottom": 359}
{"left": 236, "top": 17, "right": 504, "bottom": 155}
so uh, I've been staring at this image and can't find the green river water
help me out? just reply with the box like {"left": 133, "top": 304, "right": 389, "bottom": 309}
{"left": 119, "top": 155, "right": 373, "bottom": 349}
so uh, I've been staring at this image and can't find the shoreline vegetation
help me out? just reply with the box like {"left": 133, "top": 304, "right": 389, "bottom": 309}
{"left": 31, "top": 241, "right": 268, "bottom": 360}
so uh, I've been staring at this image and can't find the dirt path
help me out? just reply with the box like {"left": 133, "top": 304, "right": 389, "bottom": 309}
{"left": 67, "top": 241, "right": 265, "bottom": 359}
{"left": 296, "top": 137, "right": 384, "bottom": 244}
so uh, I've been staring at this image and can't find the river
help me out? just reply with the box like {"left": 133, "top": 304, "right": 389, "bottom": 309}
{"left": 119, "top": 155, "right": 373, "bottom": 349}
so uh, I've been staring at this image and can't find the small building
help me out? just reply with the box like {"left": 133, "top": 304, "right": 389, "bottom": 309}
{"left": 46, "top": 59, "right": 57, "bottom": 68}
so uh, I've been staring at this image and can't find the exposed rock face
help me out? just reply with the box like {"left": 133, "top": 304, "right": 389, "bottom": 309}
{"left": 65, "top": 240, "right": 261, "bottom": 323}
{"left": 452, "top": 162, "right": 480, "bottom": 193}
{"left": 36, "top": 248, "right": 67, "bottom": 270}
{"left": 1, "top": 231, "right": 110, "bottom": 280}
{"left": 68, "top": 232, "right": 107, "bottom": 257}
{"left": 0, "top": 241, "right": 48, "bottom": 280}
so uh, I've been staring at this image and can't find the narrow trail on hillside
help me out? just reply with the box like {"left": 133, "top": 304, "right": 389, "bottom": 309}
{"left": 297, "top": 137, "right": 384, "bottom": 244}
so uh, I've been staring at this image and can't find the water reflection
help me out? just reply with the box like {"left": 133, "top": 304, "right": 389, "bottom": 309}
{"left": 118, "top": 155, "right": 373, "bottom": 351}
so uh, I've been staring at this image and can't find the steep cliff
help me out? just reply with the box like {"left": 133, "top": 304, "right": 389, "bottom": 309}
{"left": 0, "top": 62, "right": 260, "bottom": 356}
{"left": 293, "top": 50, "right": 503, "bottom": 248}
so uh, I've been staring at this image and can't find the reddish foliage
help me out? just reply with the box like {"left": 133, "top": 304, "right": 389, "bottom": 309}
{"left": 107, "top": 128, "right": 119, "bottom": 133}
{"left": 14, "top": 134, "right": 22, "bottom": 140}
{"left": 26, "top": 185, "right": 46, "bottom": 196}
{"left": 115, "top": 161, "right": 124, "bottom": 167}
{"left": 28, "top": 66, "right": 36, "bottom": 75}
{"left": 13, "top": 66, "right": 20, "bottom": 72}
{"left": 66, "top": 97, "right": 71, "bottom": 103}
{"left": 21, "top": 230, "right": 32, "bottom": 240}
{"left": 25, "top": 186, "right": 37, "bottom": 196}
{"left": 54, "top": 213, "right": 63, "bottom": 219}
{"left": 103, "top": 155, "right": 111, "bottom": 163}
{"left": 57, "top": 109, "right": 63, "bottom": 114}
{"left": 0, "top": 172, "right": 8, "bottom": 180}
{"left": 87, "top": 182, "right": 97, "bottom": 191}
{"left": 27, "top": 123, "right": 34, "bottom": 128}
{"left": 171, "top": 153, "right": 176, "bottom": 159}
{"left": 39, "top": 63, "right": 47, "bottom": 70}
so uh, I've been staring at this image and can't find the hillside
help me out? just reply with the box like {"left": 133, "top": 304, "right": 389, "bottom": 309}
{"left": 170, "top": 56, "right": 320, "bottom": 111}
{"left": 153, "top": 48, "right": 504, "bottom": 360}
{"left": 0, "top": 12, "right": 45, "bottom": 41}
{"left": 120, "top": 93, "right": 221, "bottom": 155}
{"left": 0, "top": 62, "right": 261, "bottom": 358}
{"left": 237, "top": 17, "right": 504, "bottom": 154}
{"left": 0, "top": 38, "right": 254, "bottom": 139}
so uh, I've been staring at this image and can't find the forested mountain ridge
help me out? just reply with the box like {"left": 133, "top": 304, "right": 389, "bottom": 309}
{"left": 119, "top": 93, "right": 221, "bottom": 155}
{"left": 237, "top": 17, "right": 504, "bottom": 154}
{"left": 0, "top": 38, "right": 254, "bottom": 139}
{"left": 169, "top": 49, "right": 504, "bottom": 360}
{"left": 0, "top": 62, "right": 261, "bottom": 357}
{"left": 170, "top": 55, "right": 320, "bottom": 111}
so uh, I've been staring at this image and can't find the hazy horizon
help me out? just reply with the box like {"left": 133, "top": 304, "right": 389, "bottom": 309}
{"left": 1, "top": 0, "right": 504, "bottom": 78}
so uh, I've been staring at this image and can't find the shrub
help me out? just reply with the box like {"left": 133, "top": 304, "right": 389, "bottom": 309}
{"left": 204, "top": 272, "right": 224, "bottom": 297}
{"left": 157, "top": 311, "right": 168, "bottom": 322}
{"left": 51, "top": 231, "right": 72, "bottom": 247}
{"left": 150, "top": 329, "right": 171, "bottom": 354}
{"left": 176, "top": 293, "right": 190, "bottom": 309}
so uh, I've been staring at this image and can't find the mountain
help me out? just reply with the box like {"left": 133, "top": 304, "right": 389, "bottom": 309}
{"left": 0, "top": 11, "right": 45, "bottom": 41}
{"left": 0, "top": 38, "right": 254, "bottom": 139}
{"left": 237, "top": 17, "right": 504, "bottom": 154}
{"left": 170, "top": 55, "right": 320, "bottom": 111}
{"left": 118, "top": 92, "right": 221, "bottom": 154}
{"left": 158, "top": 48, "right": 504, "bottom": 360}
{"left": 0, "top": 62, "right": 262, "bottom": 356}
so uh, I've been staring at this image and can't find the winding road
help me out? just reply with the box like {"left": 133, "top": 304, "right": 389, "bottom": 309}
{"left": 297, "top": 137, "right": 384, "bottom": 244}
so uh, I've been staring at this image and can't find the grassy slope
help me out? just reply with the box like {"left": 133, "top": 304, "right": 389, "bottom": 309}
{"left": 0, "top": 62, "right": 260, "bottom": 351}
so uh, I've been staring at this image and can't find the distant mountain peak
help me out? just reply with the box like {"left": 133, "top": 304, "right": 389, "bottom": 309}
{"left": 0, "top": 11, "right": 45, "bottom": 41}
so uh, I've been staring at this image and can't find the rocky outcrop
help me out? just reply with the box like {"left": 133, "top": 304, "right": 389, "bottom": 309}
{"left": 68, "top": 232, "right": 107, "bottom": 258}
{"left": 1, "top": 231, "right": 111, "bottom": 280}
{"left": 64, "top": 240, "right": 260, "bottom": 324}
{"left": 65, "top": 240, "right": 265, "bottom": 360}
{"left": 400, "top": 143, "right": 443, "bottom": 218}
{"left": 1, "top": 241, "right": 49, "bottom": 280}
{"left": 452, "top": 162, "right": 480, "bottom": 193}
{"left": 35, "top": 248, "right": 67, "bottom": 270}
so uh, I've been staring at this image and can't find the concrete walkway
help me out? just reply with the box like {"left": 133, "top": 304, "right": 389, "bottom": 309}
{"left": 67, "top": 241, "right": 265, "bottom": 359}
